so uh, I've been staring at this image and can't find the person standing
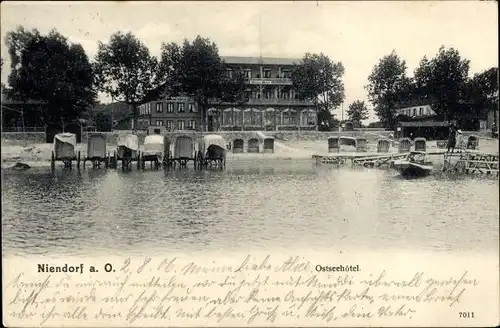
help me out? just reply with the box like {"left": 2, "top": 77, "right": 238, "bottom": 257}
{"left": 447, "top": 124, "right": 457, "bottom": 153}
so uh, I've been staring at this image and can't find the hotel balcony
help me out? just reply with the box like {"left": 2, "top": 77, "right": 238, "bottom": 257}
{"left": 246, "top": 77, "right": 293, "bottom": 85}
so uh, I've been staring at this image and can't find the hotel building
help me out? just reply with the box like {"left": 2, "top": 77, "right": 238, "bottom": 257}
{"left": 137, "top": 56, "right": 318, "bottom": 132}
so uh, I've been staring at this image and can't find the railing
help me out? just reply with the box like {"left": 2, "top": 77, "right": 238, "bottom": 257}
{"left": 211, "top": 98, "right": 314, "bottom": 106}
{"left": 1, "top": 126, "right": 46, "bottom": 132}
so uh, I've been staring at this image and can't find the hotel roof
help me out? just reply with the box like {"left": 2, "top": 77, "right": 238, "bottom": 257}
{"left": 221, "top": 56, "right": 301, "bottom": 66}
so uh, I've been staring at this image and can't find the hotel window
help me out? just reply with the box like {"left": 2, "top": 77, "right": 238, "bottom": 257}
{"left": 419, "top": 107, "right": 423, "bottom": 116}
{"left": 188, "top": 120, "right": 197, "bottom": 130}
{"left": 282, "top": 70, "right": 291, "bottom": 78}
{"left": 178, "top": 103, "right": 185, "bottom": 113}
{"left": 244, "top": 70, "right": 251, "bottom": 78}
{"left": 166, "top": 120, "right": 174, "bottom": 130}
{"left": 156, "top": 102, "right": 163, "bottom": 113}
{"left": 281, "top": 91, "right": 289, "bottom": 99}
{"left": 177, "top": 120, "right": 185, "bottom": 130}
{"left": 223, "top": 110, "right": 233, "bottom": 125}
{"left": 167, "top": 103, "right": 174, "bottom": 113}
{"left": 252, "top": 110, "right": 262, "bottom": 126}
{"left": 155, "top": 120, "right": 164, "bottom": 126}
{"left": 226, "top": 69, "right": 233, "bottom": 78}
{"left": 264, "top": 90, "right": 273, "bottom": 99}
{"left": 413, "top": 108, "right": 416, "bottom": 116}
{"left": 263, "top": 69, "right": 271, "bottom": 78}
{"left": 188, "top": 103, "right": 196, "bottom": 112}
{"left": 307, "top": 112, "right": 316, "bottom": 125}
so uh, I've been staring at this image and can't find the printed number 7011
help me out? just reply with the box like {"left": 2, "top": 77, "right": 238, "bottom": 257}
{"left": 459, "top": 312, "right": 475, "bottom": 318}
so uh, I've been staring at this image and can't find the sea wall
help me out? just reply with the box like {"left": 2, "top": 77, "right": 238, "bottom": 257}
{"left": 0, "top": 129, "right": 493, "bottom": 146}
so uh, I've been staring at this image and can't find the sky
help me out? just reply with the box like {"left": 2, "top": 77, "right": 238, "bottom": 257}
{"left": 1, "top": 1, "right": 498, "bottom": 122}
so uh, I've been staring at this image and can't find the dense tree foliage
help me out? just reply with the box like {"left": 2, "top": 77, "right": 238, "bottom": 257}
{"left": 463, "top": 67, "right": 499, "bottom": 125}
{"left": 5, "top": 26, "right": 41, "bottom": 98}
{"left": 93, "top": 32, "right": 166, "bottom": 128}
{"left": 4, "top": 24, "right": 497, "bottom": 133}
{"left": 413, "top": 47, "right": 471, "bottom": 121}
{"left": 6, "top": 27, "right": 96, "bottom": 125}
{"left": 368, "top": 47, "right": 497, "bottom": 130}
{"left": 346, "top": 100, "right": 369, "bottom": 126}
{"left": 366, "top": 50, "right": 411, "bottom": 130}
{"left": 291, "top": 53, "right": 345, "bottom": 131}
{"left": 159, "top": 35, "right": 247, "bottom": 131}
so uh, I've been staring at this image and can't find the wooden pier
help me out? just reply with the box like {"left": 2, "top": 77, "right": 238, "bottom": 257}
{"left": 313, "top": 152, "right": 410, "bottom": 167}
{"left": 442, "top": 151, "right": 499, "bottom": 175}
{"left": 352, "top": 153, "right": 410, "bottom": 167}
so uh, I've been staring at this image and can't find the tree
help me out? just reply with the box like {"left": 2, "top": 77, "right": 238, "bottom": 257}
{"left": 160, "top": 35, "right": 246, "bottom": 131}
{"left": 7, "top": 29, "right": 96, "bottom": 125}
{"left": 413, "top": 46, "right": 470, "bottom": 122}
{"left": 291, "top": 53, "right": 345, "bottom": 131}
{"left": 347, "top": 100, "right": 369, "bottom": 126}
{"left": 93, "top": 112, "right": 113, "bottom": 131}
{"left": 5, "top": 26, "right": 41, "bottom": 99}
{"left": 366, "top": 50, "right": 411, "bottom": 130}
{"left": 94, "top": 32, "right": 165, "bottom": 128}
{"left": 464, "top": 67, "right": 499, "bottom": 127}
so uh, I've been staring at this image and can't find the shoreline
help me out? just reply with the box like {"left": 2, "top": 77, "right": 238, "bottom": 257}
{"left": 2, "top": 138, "right": 498, "bottom": 170}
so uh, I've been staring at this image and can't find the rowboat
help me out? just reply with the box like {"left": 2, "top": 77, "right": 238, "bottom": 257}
{"left": 392, "top": 151, "right": 433, "bottom": 177}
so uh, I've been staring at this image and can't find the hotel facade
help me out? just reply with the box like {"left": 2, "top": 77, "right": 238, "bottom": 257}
{"left": 137, "top": 56, "right": 318, "bottom": 132}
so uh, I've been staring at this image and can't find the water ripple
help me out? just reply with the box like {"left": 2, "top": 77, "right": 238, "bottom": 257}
{"left": 2, "top": 160, "right": 498, "bottom": 256}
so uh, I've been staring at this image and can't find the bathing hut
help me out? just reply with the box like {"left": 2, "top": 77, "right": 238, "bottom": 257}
{"left": 141, "top": 134, "right": 167, "bottom": 169}
{"left": 233, "top": 139, "right": 244, "bottom": 153}
{"left": 115, "top": 134, "right": 139, "bottom": 169}
{"left": 263, "top": 137, "right": 275, "bottom": 153}
{"left": 414, "top": 137, "right": 427, "bottom": 152}
{"left": 377, "top": 139, "right": 390, "bottom": 153}
{"left": 339, "top": 136, "right": 357, "bottom": 152}
{"left": 248, "top": 138, "right": 260, "bottom": 153}
{"left": 356, "top": 137, "right": 367, "bottom": 152}
{"left": 436, "top": 140, "right": 447, "bottom": 149}
{"left": 196, "top": 134, "right": 227, "bottom": 167}
{"left": 328, "top": 137, "right": 339, "bottom": 153}
{"left": 84, "top": 132, "right": 108, "bottom": 168}
{"left": 173, "top": 135, "right": 195, "bottom": 166}
{"left": 466, "top": 135, "right": 479, "bottom": 150}
{"left": 398, "top": 137, "right": 411, "bottom": 153}
{"left": 51, "top": 133, "right": 80, "bottom": 169}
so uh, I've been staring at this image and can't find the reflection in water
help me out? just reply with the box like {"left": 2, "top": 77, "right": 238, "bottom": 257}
{"left": 2, "top": 159, "right": 498, "bottom": 257}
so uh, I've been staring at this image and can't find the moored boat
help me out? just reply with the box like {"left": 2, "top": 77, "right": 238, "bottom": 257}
{"left": 392, "top": 151, "right": 433, "bottom": 177}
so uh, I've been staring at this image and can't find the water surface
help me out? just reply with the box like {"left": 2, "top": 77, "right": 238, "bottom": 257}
{"left": 2, "top": 158, "right": 498, "bottom": 257}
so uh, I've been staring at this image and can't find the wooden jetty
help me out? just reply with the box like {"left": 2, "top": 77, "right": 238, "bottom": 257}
{"left": 313, "top": 152, "right": 412, "bottom": 167}
{"left": 442, "top": 151, "right": 499, "bottom": 175}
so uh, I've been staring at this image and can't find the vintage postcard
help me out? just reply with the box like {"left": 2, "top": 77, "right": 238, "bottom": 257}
{"left": 1, "top": 1, "right": 499, "bottom": 327}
